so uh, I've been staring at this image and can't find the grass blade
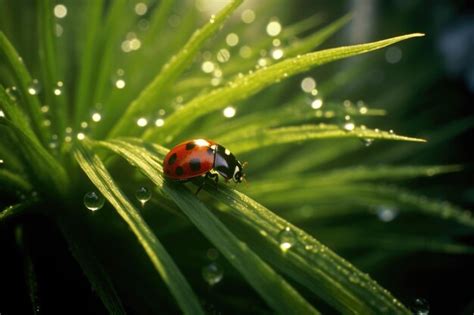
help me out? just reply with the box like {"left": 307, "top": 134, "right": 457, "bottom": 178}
{"left": 0, "top": 31, "right": 50, "bottom": 145}
{"left": 145, "top": 33, "right": 424, "bottom": 142}
{"left": 73, "top": 143, "right": 205, "bottom": 315}
{"left": 0, "top": 169, "right": 31, "bottom": 192}
{"left": 57, "top": 215, "right": 126, "bottom": 315}
{"left": 0, "top": 117, "right": 68, "bottom": 197}
{"left": 96, "top": 139, "right": 321, "bottom": 315}
{"left": 1, "top": 200, "right": 37, "bottom": 223}
{"left": 37, "top": 0, "right": 67, "bottom": 138}
{"left": 72, "top": 0, "right": 104, "bottom": 128}
{"left": 226, "top": 124, "right": 425, "bottom": 154}
{"left": 108, "top": 0, "right": 243, "bottom": 139}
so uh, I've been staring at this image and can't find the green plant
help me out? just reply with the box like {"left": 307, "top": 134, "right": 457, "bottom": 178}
{"left": 1, "top": 1, "right": 472, "bottom": 314}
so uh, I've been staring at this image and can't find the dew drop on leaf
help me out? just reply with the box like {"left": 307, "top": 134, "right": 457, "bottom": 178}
{"left": 83, "top": 191, "right": 105, "bottom": 211}
{"left": 27, "top": 79, "right": 41, "bottom": 95}
{"left": 278, "top": 227, "right": 296, "bottom": 252}
{"left": 135, "top": 186, "right": 152, "bottom": 206}
{"left": 202, "top": 263, "right": 223, "bottom": 286}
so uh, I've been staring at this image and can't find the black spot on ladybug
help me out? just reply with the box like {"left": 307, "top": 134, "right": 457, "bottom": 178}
{"left": 175, "top": 166, "right": 184, "bottom": 176}
{"left": 168, "top": 153, "right": 177, "bottom": 165}
{"left": 189, "top": 158, "right": 201, "bottom": 171}
{"left": 186, "top": 142, "right": 196, "bottom": 150}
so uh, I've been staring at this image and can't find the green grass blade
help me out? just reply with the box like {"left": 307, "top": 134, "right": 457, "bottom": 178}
{"left": 1, "top": 200, "right": 37, "bottom": 223}
{"left": 142, "top": 0, "right": 174, "bottom": 46}
{"left": 72, "top": 0, "right": 104, "bottom": 128}
{"left": 0, "top": 118, "right": 68, "bottom": 197}
{"left": 96, "top": 139, "right": 320, "bottom": 315}
{"left": 226, "top": 124, "right": 425, "bottom": 154}
{"left": 0, "top": 169, "right": 31, "bottom": 192}
{"left": 37, "top": 0, "right": 67, "bottom": 138}
{"left": 0, "top": 31, "right": 50, "bottom": 145}
{"left": 145, "top": 33, "right": 424, "bottom": 142}
{"left": 0, "top": 84, "right": 38, "bottom": 140}
{"left": 57, "top": 215, "right": 126, "bottom": 315}
{"left": 213, "top": 187, "right": 411, "bottom": 314}
{"left": 284, "top": 14, "right": 353, "bottom": 57}
{"left": 73, "top": 144, "right": 205, "bottom": 315}
{"left": 108, "top": 0, "right": 243, "bottom": 139}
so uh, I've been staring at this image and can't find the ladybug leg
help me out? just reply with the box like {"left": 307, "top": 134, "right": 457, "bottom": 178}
{"left": 208, "top": 171, "right": 219, "bottom": 189}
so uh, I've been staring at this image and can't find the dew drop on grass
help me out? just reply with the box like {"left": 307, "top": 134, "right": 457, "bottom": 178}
{"left": 225, "top": 33, "right": 239, "bottom": 47}
{"left": 241, "top": 9, "right": 255, "bottom": 24}
{"left": 278, "top": 227, "right": 296, "bottom": 252}
{"left": 135, "top": 186, "right": 151, "bottom": 206}
{"left": 91, "top": 112, "right": 102, "bottom": 122}
{"left": 266, "top": 20, "right": 282, "bottom": 37}
{"left": 54, "top": 81, "right": 64, "bottom": 96}
{"left": 84, "top": 191, "right": 105, "bottom": 211}
{"left": 376, "top": 205, "right": 399, "bottom": 222}
{"left": 301, "top": 77, "right": 316, "bottom": 93}
{"left": 223, "top": 106, "right": 236, "bottom": 118}
{"left": 202, "top": 263, "right": 223, "bottom": 286}
{"left": 343, "top": 115, "right": 355, "bottom": 131}
{"left": 411, "top": 298, "right": 430, "bottom": 315}
{"left": 27, "top": 79, "right": 41, "bottom": 95}
{"left": 360, "top": 138, "right": 374, "bottom": 147}
{"left": 6, "top": 86, "right": 19, "bottom": 101}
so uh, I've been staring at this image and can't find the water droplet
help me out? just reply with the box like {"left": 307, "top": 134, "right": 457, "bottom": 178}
{"left": 92, "top": 112, "right": 102, "bottom": 122}
{"left": 271, "top": 48, "right": 284, "bottom": 60}
{"left": 266, "top": 20, "right": 282, "bottom": 37}
{"left": 134, "top": 2, "right": 148, "bottom": 16}
{"left": 155, "top": 118, "right": 165, "bottom": 127}
{"left": 115, "top": 79, "right": 126, "bottom": 89}
{"left": 272, "top": 38, "right": 281, "bottom": 47}
{"left": 0, "top": 159, "right": 4, "bottom": 167}
{"left": 136, "top": 117, "right": 148, "bottom": 127}
{"left": 385, "top": 46, "right": 402, "bottom": 64}
{"left": 54, "top": 4, "right": 67, "bottom": 19}
{"left": 349, "top": 274, "right": 360, "bottom": 284}
{"left": 0, "top": 110, "right": 4, "bottom": 118}
{"left": 54, "top": 81, "right": 63, "bottom": 96}
{"left": 202, "top": 263, "right": 223, "bottom": 286}
{"left": 225, "top": 33, "right": 239, "bottom": 47}
{"left": 239, "top": 46, "right": 252, "bottom": 58}
{"left": 6, "top": 86, "right": 19, "bottom": 101}
{"left": 80, "top": 121, "right": 88, "bottom": 129}
{"left": 216, "top": 48, "right": 230, "bottom": 63}
{"left": 77, "top": 132, "right": 86, "bottom": 140}
{"left": 201, "top": 61, "right": 215, "bottom": 73}
{"left": 84, "top": 191, "right": 105, "bottom": 211}
{"left": 209, "top": 14, "right": 216, "bottom": 24}
{"left": 223, "top": 106, "right": 236, "bottom": 118}
{"left": 376, "top": 205, "right": 399, "bottom": 222}
{"left": 135, "top": 186, "right": 152, "bottom": 206}
{"left": 27, "top": 79, "right": 40, "bottom": 95}
{"left": 411, "top": 298, "right": 430, "bottom": 315}
{"left": 311, "top": 98, "right": 323, "bottom": 109}
{"left": 278, "top": 227, "right": 296, "bottom": 252}
{"left": 301, "top": 77, "right": 316, "bottom": 93}
{"left": 241, "top": 9, "right": 255, "bottom": 24}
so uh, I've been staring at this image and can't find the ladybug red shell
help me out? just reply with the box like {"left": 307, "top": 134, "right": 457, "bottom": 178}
{"left": 163, "top": 139, "right": 244, "bottom": 187}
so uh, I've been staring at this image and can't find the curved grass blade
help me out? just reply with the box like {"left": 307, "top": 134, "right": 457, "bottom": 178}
{"left": 0, "top": 118, "right": 68, "bottom": 197}
{"left": 15, "top": 225, "right": 40, "bottom": 315}
{"left": 72, "top": 0, "right": 104, "bottom": 128}
{"left": 57, "top": 215, "right": 126, "bottom": 315}
{"left": 226, "top": 124, "right": 425, "bottom": 154}
{"left": 0, "top": 32, "right": 50, "bottom": 145}
{"left": 1, "top": 200, "right": 37, "bottom": 223}
{"left": 73, "top": 144, "right": 205, "bottom": 315}
{"left": 95, "top": 139, "right": 320, "bottom": 315}
{"left": 212, "top": 187, "right": 411, "bottom": 314}
{"left": 108, "top": 0, "right": 243, "bottom": 139}
{"left": 0, "top": 84, "right": 37, "bottom": 140}
{"left": 0, "top": 169, "right": 32, "bottom": 192}
{"left": 284, "top": 14, "right": 352, "bottom": 57}
{"left": 37, "top": 0, "right": 66, "bottom": 138}
{"left": 145, "top": 33, "right": 424, "bottom": 142}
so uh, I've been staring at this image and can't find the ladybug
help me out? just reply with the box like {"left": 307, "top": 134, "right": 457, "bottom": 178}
{"left": 163, "top": 139, "right": 245, "bottom": 194}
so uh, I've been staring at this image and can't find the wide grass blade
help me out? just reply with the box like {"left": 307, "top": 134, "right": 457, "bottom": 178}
{"left": 57, "top": 215, "right": 126, "bottom": 315}
{"left": 0, "top": 32, "right": 50, "bottom": 145}
{"left": 0, "top": 169, "right": 31, "bottom": 192}
{"left": 95, "top": 139, "right": 320, "bottom": 315}
{"left": 73, "top": 144, "right": 205, "bottom": 315}
{"left": 108, "top": 0, "right": 243, "bottom": 139}
{"left": 145, "top": 33, "right": 424, "bottom": 142}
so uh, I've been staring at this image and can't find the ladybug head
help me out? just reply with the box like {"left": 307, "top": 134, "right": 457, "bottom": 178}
{"left": 232, "top": 162, "right": 246, "bottom": 183}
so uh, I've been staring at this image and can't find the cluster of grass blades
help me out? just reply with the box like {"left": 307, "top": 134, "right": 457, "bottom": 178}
{"left": 1, "top": 1, "right": 473, "bottom": 314}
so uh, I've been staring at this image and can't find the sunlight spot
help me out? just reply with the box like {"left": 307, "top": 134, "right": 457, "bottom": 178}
{"left": 301, "top": 77, "right": 316, "bottom": 93}
{"left": 311, "top": 98, "right": 323, "bottom": 109}
{"left": 92, "top": 112, "right": 101, "bottom": 122}
{"left": 115, "top": 79, "right": 126, "bottom": 89}
{"left": 77, "top": 133, "right": 85, "bottom": 140}
{"left": 155, "top": 118, "right": 165, "bottom": 127}
{"left": 223, "top": 106, "right": 236, "bottom": 118}
{"left": 271, "top": 48, "right": 283, "bottom": 60}
{"left": 134, "top": 2, "right": 148, "bottom": 16}
{"left": 137, "top": 117, "right": 148, "bottom": 127}
{"left": 241, "top": 9, "right": 255, "bottom": 24}
{"left": 195, "top": 139, "right": 210, "bottom": 147}
{"left": 266, "top": 20, "right": 282, "bottom": 37}
{"left": 226, "top": 33, "right": 239, "bottom": 47}
{"left": 201, "top": 61, "right": 215, "bottom": 73}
